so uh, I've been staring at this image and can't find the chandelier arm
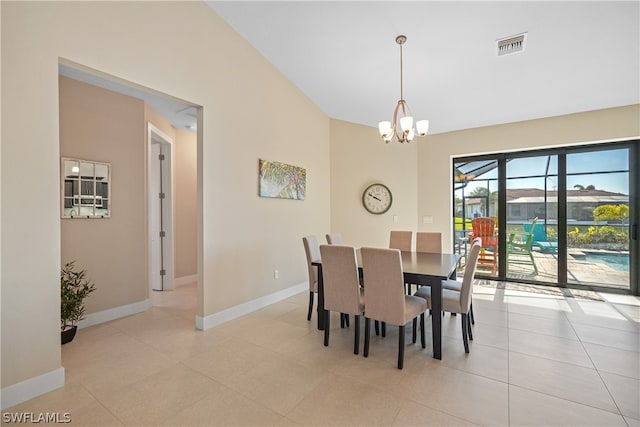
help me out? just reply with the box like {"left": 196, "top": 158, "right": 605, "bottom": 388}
{"left": 393, "top": 101, "right": 406, "bottom": 143}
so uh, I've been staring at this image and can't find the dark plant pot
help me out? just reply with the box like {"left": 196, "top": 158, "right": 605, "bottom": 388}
{"left": 61, "top": 326, "right": 77, "bottom": 345}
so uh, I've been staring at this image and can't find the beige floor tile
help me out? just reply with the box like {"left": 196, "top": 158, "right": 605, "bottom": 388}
{"left": 626, "top": 416, "right": 640, "bottom": 427}
{"left": 161, "top": 382, "right": 285, "bottom": 426}
{"left": 469, "top": 306, "right": 508, "bottom": 327}
{"left": 96, "top": 364, "right": 218, "bottom": 425}
{"left": 286, "top": 373, "right": 404, "bottom": 426}
{"left": 404, "top": 364, "right": 509, "bottom": 426}
{"left": 392, "top": 400, "right": 480, "bottom": 426}
{"left": 442, "top": 316, "right": 509, "bottom": 350}
{"left": 1, "top": 382, "right": 96, "bottom": 415}
{"left": 564, "top": 300, "right": 640, "bottom": 333}
{"left": 572, "top": 322, "right": 640, "bottom": 352}
{"left": 583, "top": 342, "right": 640, "bottom": 379}
{"left": 183, "top": 335, "right": 281, "bottom": 386}
{"left": 508, "top": 311, "right": 578, "bottom": 340}
{"left": 505, "top": 295, "right": 570, "bottom": 319}
{"left": 67, "top": 340, "right": 176, "bottom": 397}
{"left": 440, "top": 338, "right": 509, "bottom": 382}
{"left": 471, "top": 293, "right": 509, "bottom": 312}
{"left": 509, "top": 352, "right": 618, "bottom": 412}
{"left": 143, "top": 327, "right": 230, "bottom": 361}
{"left": 508, "top": 328, "right": 594, "bottom": 367}
{"left": 509, "top": 385, "right": 627, "bottom": 426}
{"left": 600, "top": 371, "right": 640, "bottom": 419}
{"left": 67, "top": 401, "right": 123, "bottom": 426}
{"left": 215, "top": 350, "right": 328, "bottom": 416}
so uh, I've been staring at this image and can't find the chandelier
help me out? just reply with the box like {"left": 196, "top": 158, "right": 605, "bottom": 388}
{"left": 378, "top": 35, "right": 429, "bottom": 143}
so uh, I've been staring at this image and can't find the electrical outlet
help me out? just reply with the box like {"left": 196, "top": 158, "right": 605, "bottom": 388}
{"left": 393, "top": 215, "right": 398, "bottom": 224}
{"left": 274, "top": 270, "right": 279, "bottom": 280}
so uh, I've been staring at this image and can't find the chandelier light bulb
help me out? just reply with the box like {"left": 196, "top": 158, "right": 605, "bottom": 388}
{"left": 416, "top": 120, "right": 429, "bottom": 136}
{"left": 400, "top": 116, "right": 413, "bottom": 132}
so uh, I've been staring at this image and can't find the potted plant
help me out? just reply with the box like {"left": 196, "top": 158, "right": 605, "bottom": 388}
{"left": 61, "top": 261, "right": 95, "bottom": 344}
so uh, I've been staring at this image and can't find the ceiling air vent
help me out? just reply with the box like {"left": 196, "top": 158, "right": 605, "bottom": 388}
{"left": 497, "top": 32, "right": 527, "bottom": 56}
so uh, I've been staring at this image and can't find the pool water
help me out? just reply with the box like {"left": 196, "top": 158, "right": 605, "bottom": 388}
{"left": 584, "top": 252, "right": 630, "bottom": 272}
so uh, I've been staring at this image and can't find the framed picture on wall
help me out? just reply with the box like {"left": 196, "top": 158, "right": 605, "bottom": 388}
{"left": 258, "top": 159, "right": 306, "bottom": 200}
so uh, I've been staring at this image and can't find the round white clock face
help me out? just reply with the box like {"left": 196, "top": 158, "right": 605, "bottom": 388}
{"left": 362, "top": 183, "right": 392, "bottom": 214}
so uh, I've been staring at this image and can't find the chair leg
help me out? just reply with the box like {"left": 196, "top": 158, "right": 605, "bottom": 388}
{"left": 345, "top": 314, "right": 350, "bottom": 327}
{"left": 398, "top": 325, "right": 405, "bottom": 369}
{"left": 382, "top": 322, "right": 386, "bottom": 337}
{"left": 467, "top": 313, "right": 473, "bottom": 341}
{"left": 470, "top": 302, "right": 475, "bottom": 325}
{"left": 364, "top": 317, "right": 371, "bottom": 357}
{"left": 461, "top": 314, "right": 470, "bottom": 353}
{"left": 354, "top": 315, "right": 360, "bottom": 355}
{"left": 324, "top": 310, "right": 330, "bottom": 347}
{"left": 412, "top": 317, "right": 417, "bottom": 344}
{"left": 420, "top": 313, "right": 426, "bottom": 349}
{"left": 340, "top": 313, "right": 345, "bottom": 328}
{"left": 375, "top": 320, "right": 380, "bottom": 336}
{"left": 307, "top": 292, "right": 314, "bottom": 321}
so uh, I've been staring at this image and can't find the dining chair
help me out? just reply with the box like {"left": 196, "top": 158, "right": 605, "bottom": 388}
{"left": 414, "top": 240, "right": 482, "bottom": 353}
{"left": 441, "top": 237, "right": 481, "bottom": 325}
{"left": 325, "top": 233, "right": 343, "bottom": 245}
{"left": 389, "top": 230, "right": 413, "bottom": 251}
{"left": 360, "top": 247, "right": 428, "bottom": 369}
{"left": 319, "top": 245, "right": 365, "bottom": 354}
{"left": 416, "top": 232, "right": 442, "bottom": 254}
{"left": 302, "top": 235, "right": 321, "bottom": 321}
{"left": 468, "top": 217, "right": 498, "bottom": 275}
{"left": 390, "top": 230, "right": 413, "bottom": 295}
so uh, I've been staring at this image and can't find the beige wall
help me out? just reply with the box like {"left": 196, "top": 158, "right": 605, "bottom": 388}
{"left": 417, "top": 105, "right": 640, "bottom": 250}
{"left": 1, "top": 1, "right": 330, "bottom": 391}
{"left": 329, "top": 119, "right": 418, "bottom": 248}
{"left": 174, "top": 129, "right": 197, "bottom": 279}
{"left": 59, "top": 76, "right": 147, "bottom": 313}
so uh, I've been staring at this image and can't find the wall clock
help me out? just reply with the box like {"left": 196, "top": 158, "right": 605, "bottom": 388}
{"left": 362, "top": 183, "right": 392, "bottom": 214}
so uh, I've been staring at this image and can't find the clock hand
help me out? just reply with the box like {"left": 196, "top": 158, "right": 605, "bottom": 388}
{"left": 368, "top": 193, "right": 381, "bottom": 202}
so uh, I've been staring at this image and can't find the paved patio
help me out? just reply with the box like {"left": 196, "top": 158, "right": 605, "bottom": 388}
{"left": 463, "top": 247, "right": 630, "bottom": 290}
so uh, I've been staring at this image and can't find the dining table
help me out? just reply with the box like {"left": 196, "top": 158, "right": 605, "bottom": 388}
{"left": 313, "top": 250, "right": 460, "bottom": 360}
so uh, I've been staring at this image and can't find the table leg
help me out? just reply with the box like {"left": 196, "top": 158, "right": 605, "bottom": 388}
{"left": 430, "top": 279, "right": 442, "bottom": 360}
{"left": 317, "top": 264, "right": 326, "bottom": 330}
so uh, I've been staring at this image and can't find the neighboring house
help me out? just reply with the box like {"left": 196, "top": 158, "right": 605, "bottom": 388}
{"left": 460, "top": 188, "right": 629, "bottom": 223}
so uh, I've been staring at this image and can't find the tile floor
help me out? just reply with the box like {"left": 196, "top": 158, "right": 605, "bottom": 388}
{"left": 4, "top": 281, "right": 639, "bottom": 426}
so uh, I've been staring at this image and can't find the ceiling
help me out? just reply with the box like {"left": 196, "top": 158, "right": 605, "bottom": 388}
{"left": 207, "top": 1, "right": 639, "bottom": 135}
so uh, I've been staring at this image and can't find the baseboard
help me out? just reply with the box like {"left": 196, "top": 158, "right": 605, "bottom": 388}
{"left": 1, "top": 367, "right": 65, "bottom": 410}
{"left": 175, "top": 274, "right": 197, "bottom": 287}
{"left": 196, "top": 282, "right": 307, "bottom": 330}
{"left": 77, "top": 299, "right": 151, "bottom": 329}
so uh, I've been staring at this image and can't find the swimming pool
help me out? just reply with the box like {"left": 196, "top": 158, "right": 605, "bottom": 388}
{"left": 583, "top": 252, "right": 630, "bottom": 272}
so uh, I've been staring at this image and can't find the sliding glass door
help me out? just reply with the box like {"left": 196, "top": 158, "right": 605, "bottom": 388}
{"left": 452, "top": 140, "right": 638, "bottom": 295}
{"left": 565, "top": 149, "right": 630, "bottom": 290}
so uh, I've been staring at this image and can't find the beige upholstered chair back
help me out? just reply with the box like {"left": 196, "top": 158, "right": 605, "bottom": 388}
{"left": 361, "top": 247, "right": 406, "bottom": 326}
{"left": 460, "top": 240, "right": 482, "bottom": 312}
{"left": 416, "top": 232, "right": 442, "bottom": 253}
{"left": 302, "top": 236, "right": 320, "bottom": 292}
{"left": 325, "top": 233, "right": 343, "bottom": 245}
{"left": 389, "top": 230, "right": 413, "bottom": 251}
{"left": 319, "top": 245, "right": 362, "bottom": 315}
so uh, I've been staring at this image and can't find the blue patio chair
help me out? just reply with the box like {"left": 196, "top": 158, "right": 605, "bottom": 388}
{"left": 524, "top": 222, "right": 558, "bottom": 253}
